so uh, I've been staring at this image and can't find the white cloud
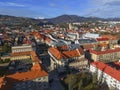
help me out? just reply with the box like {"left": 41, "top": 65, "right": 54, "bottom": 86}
{"left": 85, "top": 0, "right": 120, "bottom": 18}
{"left": 0, "top": 2, "right": 25, "bottom": 7}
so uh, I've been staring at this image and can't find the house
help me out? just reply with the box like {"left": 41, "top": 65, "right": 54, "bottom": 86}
{"left": 48, "top": 45, "right": 88, "bottom": 71}
{"left": 90, "top": 61, "right": 120, "bottom": 90}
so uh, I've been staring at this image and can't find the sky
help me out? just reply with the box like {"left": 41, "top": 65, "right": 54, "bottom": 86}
{"left": 0, "top": 0, "right": 120, "bottom": 19}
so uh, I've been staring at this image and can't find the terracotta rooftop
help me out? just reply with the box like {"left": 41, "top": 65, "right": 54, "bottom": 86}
{"left": 96, "top": 37, "right": 109, "bottom": 41}
{"left": 32, "top": 31, "right": 42, "bottom": 39}
{"left": 91, "top": 61, "right": 120, "bottom": 81}
{"left": 48, "top": 47, "right": 62, "bottom": 60}
{"left": 0, "top": 63, "right": 48, "bottom": 90}
{"left": 62, "top": 49, "right": 80, "bottom": 59}
{"left": 90, "top": 48, "right": 120, "bottom": 55}
{"left": 101, "top": 35, "right": 117, "bottom": 40}
{"left": 48, "top": 47, "right": 82, "bottom": 60}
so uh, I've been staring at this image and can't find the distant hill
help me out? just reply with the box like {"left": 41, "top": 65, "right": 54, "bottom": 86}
{"left": 45, "top": 15, "right": 102, "bottom": 24}
{"left": 46, "top": 15, "right": 120, "bottom": 24}
{"left": 0, "top": 14, "right": 120, "bottom": 25}
{"left": 0, "top": 14, "right": 53, "bottom": 26}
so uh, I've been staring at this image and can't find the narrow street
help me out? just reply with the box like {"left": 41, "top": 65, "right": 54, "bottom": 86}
{"left": 49, "top": 70, "right": 65, "bottom": 90}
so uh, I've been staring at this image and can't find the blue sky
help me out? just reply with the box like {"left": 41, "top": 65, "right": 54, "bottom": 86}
{"left": 0, "top": 0, "right": 120, "bottom": 18}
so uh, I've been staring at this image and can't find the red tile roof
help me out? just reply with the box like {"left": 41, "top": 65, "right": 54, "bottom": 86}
{"left": 1, "top": 49, "right": 47, "bottom": 90}
{"left": 1, "top": 63, "right": 48, "bottom": 90}
{"left": 48, "top": 47, "right": 82, "bottom": 60}
{"left": 32, "top": 31, "right": 43, "bottom": 39}
{"left": 7, "top": 63, "right": 48, "bottom": 80}
{"left": 91, "top": 61, "right": 120, "bottom": 81}
{"left": 101, "top": 35, "right": 117, "bottom": 40}
{"left": 62, "top": 49, "right": 81, "bottom": 58}
{"left": 96, "top": 38, "right": 109, "bottom": 41}
{"left": 90, "top": 48, "right": 120, "bottom": 55}
{"left": 48, "top": 47, "right": 62, "bottom": 60}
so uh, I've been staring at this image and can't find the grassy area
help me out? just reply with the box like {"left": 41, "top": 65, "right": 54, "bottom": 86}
{"left": 0, "top": 59, "right": 10, "bottom": 64}
{"left": 62, "top": 72, "right": 101, "bottom": 90}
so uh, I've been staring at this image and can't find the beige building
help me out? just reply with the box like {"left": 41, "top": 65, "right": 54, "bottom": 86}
{"left": 90, "top": 48, "right": 120, "bottom": 63}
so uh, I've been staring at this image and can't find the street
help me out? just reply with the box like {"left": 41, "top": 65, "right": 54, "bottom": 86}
{"left": 49, "top": 70, "right": 65, "bottom": 90}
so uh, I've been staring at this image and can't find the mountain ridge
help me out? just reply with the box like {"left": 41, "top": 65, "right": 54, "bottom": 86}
{"left": 0, "top": 14, "right": 120, "bottom": 25}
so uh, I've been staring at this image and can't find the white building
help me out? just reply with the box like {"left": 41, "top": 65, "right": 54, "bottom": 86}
{"left": 90, "top": 62, "right": 120, "bottom": 90}
{"left": 12, "top": 45, "right": 33, "bottom": 53}
{"left": 83, "top": 32, "right": 100, "bottom": 39}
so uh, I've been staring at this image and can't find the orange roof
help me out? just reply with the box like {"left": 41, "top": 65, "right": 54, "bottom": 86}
{"left": 101, "top": 34, "right": 117, "bottom": 40}
{"left": 62, "top": 49, "right": 80, "bottom": 59}
{"left": 32, "top": 31, "right": 42, "bottom": 39}
{"left": 91, "top": 62, "right": 120, "bottom": 81}
{"left": 1, "top": 64, "right": 48, "bottom": 90}
{"left": 96, "top": 37, "right": 109, "bottom": 41}
{"left": 90, "top": 48, "right": 120, "bottom": 55}
{"left": 57, "top": 45, "right": 69, "bottom": 51}
{"left": 48, "top": 47, "right": 62, "bottom": 60}
{"left": 0, "top": 77, "right": 4, "bottom": 88}
{"left": 7, "top": 64, "right": 48, "bottom": 80}
{"left": 48, "top": 47, "right": 82, "bottom": 60}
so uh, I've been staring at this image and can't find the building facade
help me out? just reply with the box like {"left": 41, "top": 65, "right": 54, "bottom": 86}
{"left": 48, "top": 46, "right": 88, "bottom": 71}
{"left": 90, "top": 48, "right": 120, "bottom": 63}
{"left": 90, "top": 62, "right": 120, "bottom": 90}
{"left": 12, "top": 45, "right": 33, "bottom": 53}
